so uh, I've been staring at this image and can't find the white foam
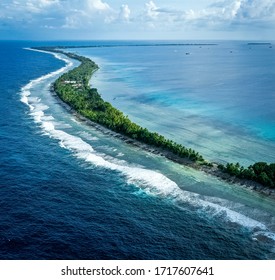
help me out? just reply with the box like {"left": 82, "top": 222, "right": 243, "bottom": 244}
{"left": 202, "top": 200, "right": 266, "bottom": 230}
{"left": 20, "top": 48, "right": 73, "bottom": 115}
{"left": 170, "top": 188, "right": 267, "bottom": 230}
{"left": 20, "top": 87, "right": 31, "bottom": 108}
{"left": 20, "top": 94, "right": 29, "bottom": 106}
{"left": 78, "top": 131, "right": 99, "bottom": 141}
{"left": 30, "top": 110, "right": 44, "bottom": 123}
{"left": 41, "top": 120, "right": 55, "bottom": 132}
{"left": 24, "top": 47, "right": 73, "bottom": 70}
{"left": 41, "top": 115, "right": 55, "bottom": 121}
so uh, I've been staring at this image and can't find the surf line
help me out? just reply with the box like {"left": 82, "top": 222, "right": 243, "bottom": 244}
{"left": 31, "top": 46, "right": 275, "bottom": 198}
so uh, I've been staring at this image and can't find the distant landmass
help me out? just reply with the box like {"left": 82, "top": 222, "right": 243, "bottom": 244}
{"left": 248, "top": 42, "right": 272, "bottom": 45}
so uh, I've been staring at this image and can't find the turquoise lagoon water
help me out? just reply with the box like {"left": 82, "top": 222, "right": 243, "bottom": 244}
{"left": 77, "top": 42, "right": 275, "bottom": 166}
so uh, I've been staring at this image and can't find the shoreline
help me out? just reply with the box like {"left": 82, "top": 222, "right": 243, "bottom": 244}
{"left": 50, "top": 85, "right": 275, "bottom": 200}
{"left": 34, "top": 45, "right": 274, "bottom": 199}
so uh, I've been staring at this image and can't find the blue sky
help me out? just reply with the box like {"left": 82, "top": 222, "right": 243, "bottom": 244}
{"left": 0, "top": 0, "right": 275, "bottom": 40}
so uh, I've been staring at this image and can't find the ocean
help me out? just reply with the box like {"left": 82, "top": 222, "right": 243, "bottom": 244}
{"left": 0, "top": 40, "right": 275, "bottom": 260}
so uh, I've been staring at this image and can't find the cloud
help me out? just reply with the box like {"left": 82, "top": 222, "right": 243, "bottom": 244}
{"left": 62, "top": 0, "right": 121, "bottom": 28}
{"left": 0, "top": 0, "right": 60, "bottom": 22}
{"left": 0, "top": 0, "right": 114, "bottom": 25}
{"left": 139, "top": 0, "right": 275, "bottom": 31}
{"left": 145, "top": 1, "right": 159, "bottom": 20}
{"left": 18, "top": 0, "right": 60, "bottom": 13}
{"left": 87, "top": 0, "right": 111, "bottom": 12}
{"left": 196, "top": 0, "right": 275, "bottom": 24}
{"left": 119, "top": 4, "right": 131, "bottom": 22}
{"left": 1, "top": 0, "right": 275, "bottom": 39}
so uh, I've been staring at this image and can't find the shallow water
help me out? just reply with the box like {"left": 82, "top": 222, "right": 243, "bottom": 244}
{"left": 80, "top": 41, "right": 275, "bottom": 166}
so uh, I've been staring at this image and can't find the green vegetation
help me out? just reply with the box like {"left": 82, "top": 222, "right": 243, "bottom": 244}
{"left": 34, "top": 46, "right": 275, "bottom": 190}
{"left": 219, "top": 162, "right": 275, "bottom": 188}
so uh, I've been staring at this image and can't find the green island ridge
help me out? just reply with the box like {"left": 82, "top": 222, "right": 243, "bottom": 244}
{"left": 33, "top": 46, "right": 275, "bottom": 194}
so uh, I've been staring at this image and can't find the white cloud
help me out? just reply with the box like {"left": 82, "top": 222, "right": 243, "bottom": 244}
{"left": 59, "top": 0, "right": 115, "bottom": 29}
{"left": 138, "top": 0, "right": 275, "bottom": 31}
{"left": 87, "top": 0, "right": 111, "bottom": 12}
{"left": 62, "top": 10, "right": 87, "bottom": 29}
{"left": 0, "top": 0, "right": 60, "bottom": 18}
{"left": 231, "top": 0, "right": 242, "bottom": 17}
{"left": 25, "top": 0, "right": 60, "bottom": 13}
{"left": 1, "top": 0, "right": 275, "bottom": 39}
{"left": 119, "top": 4, "right": 131, "bottom": 21}
{"left": 145, "top": 1, "right": 159, "bottom": 20}
{"left": 208, "top": 0, "right": 275, "bottom": 22}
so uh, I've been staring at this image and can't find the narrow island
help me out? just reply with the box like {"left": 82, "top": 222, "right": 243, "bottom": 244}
{"left": 248, "top": 43, "right": 272, "bottom": 45}
{"left": 33, "top": 46, "right": 275, "bottom": 197}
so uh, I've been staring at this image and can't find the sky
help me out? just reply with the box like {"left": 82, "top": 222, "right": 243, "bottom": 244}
{"left": 0, "top": 0, "right": 275, "bottom": 40}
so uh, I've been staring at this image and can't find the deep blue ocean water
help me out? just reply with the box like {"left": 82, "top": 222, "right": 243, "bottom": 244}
{"left": 1, "top": 41, "right": 275, "bottom": 260}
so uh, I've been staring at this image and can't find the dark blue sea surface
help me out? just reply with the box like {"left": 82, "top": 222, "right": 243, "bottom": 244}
{"left": 0, "top": 41, "right": 275, "bottom": 260}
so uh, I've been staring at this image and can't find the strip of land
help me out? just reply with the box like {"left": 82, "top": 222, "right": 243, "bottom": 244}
{"left": 32, "top": 46, "right": 275, "bottom": 198}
